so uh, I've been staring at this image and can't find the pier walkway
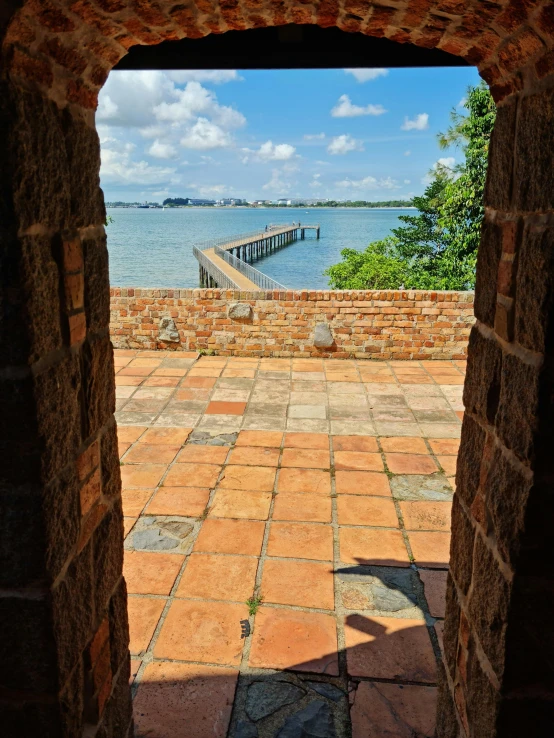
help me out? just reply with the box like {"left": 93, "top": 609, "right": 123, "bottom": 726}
{"left": 193, "top": 223, "right": 320, "bottom": 290}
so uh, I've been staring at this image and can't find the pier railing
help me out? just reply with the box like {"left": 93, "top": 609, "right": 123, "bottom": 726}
{"left": 192, "top": 246, "right": 241, "bottom": 289}
{"left": 214, "top": 247, "right": 285, "bottom": 290}
{"left": 195, "top": 224, "right": 287, "bottom": 253}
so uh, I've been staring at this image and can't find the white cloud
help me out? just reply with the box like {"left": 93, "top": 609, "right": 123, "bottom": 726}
{"left": 100, "top": 139, "right": 177, "bottom": 185}
{"left": 148, "top": 139, "right": 178, "bottom": 159}
{"left": 401, "top": 113, "right": 429, "bottom": 131}
{"left": 242, "top": 140, "right": 297, "bottom": 162}
{"left": 331, "top": 94, "right": 386, "bottom": 118}
{"left": 404, "top": 179, "right": 411, "bottom": 184}
{"left": 458, "top": 96, "right": 467, "bottom": 108}
{"left": 304, "top": 133, "right": 325, "bottom": 140}
{"left": 404, "top": 150, "right": 411, "bottom": 156}
{"left": 336, "top": 175, "right": 399, "bottom": 190}
{"left": 437, "top": 156, "right": 456, "bottom": 169}
{"left": 422, "top": 157, "right": 457, "bottom": 184}
{"left": 262, "top": 168, "right": 293, "bottom": 194}
{"left": 344, "top": 68, "right": 388, "bottom": 82}
{"left": 154, "top": 81, "right": 245, "bottom": 129}
{"left": 166, "top": 70, "right": 242, "bottom": 84}
{"left": 315, "top": 160, "right": 330, "bottom": 166}
{"left": 180, "top": 118, "right": 232, "bottom": 150}
{"left": 327, "top": 135, "right": 364, "bottom": 155}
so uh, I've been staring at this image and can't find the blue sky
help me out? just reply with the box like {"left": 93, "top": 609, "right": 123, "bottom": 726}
{"left": 97, "top": 66, "right": 480, "bottom": 203}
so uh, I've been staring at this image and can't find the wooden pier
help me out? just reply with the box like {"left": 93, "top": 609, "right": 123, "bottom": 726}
{"left": 193, "top": 223, "right": 320, "bottom": 290}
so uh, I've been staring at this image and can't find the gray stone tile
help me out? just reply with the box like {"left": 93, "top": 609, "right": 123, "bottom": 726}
{"left": 291, "top": 381, "right": 326, "bottom": 392}
{"left": 327, "top": 382, "right": 368, "bottom": 395}
{"left": 133, "top": 387, "right": 174, "bottom": 400}
{"left": 400, "top": 384, "right": 442, "bottom": 396}
{"left": 286, "top": 419, "right": 330, "bottom": 433}
{"left": 366, "top": 394, "right": 408, "bottom": 408}
{"left": 115, "top": 385, "right": 136, "bottom": 399}
{"left": 211, "top": 389, "right": 251, "bottom": 402}
{"left": 371, "top": 408, "right": 415, "bottom": 423}
{"left": 216, "top": 378, "right": 255, "bottom": 390}
{"left": 250, "top": 391, "right": 290, "bottom": 405}
{"left": 413, "top": 409, "right": 459, "bottom": 423}
{"left": 154, "top": 413, "right": 200, "bottom": 427}
{"left": 122, "top": 399, "right": 167, "bottom": 413}
{"left": 246, "top": 403, "right": 287, "bottom": 417}
{"left": 390, "top": 474, "right": 453, "bottom": 501}
{"left": 329, "top": 405, "right": 371, "bottom": 419}
{"left": 290, "top": 392, "right": 328, "bottom": 405}
{"left": 419, "top": 423, "right": 461, "bottom": 438}
{"left": 288, "top": 405, "right": 327, "bottom": 419}
{"left": 330, "top": 420, "right": 376, "bottom": 436}
{"left": 161, "top": 358, "right": 196, "bottom": 368}
{"left": 328, "top": 395, "right": 367, "bottom": 407}
{"left": 115, "top": 412, "right": 157, "bottom": 425}
{"left": 362, "top": 382, "right": 403, "bottom": 395}
{"left": 197, "top": 415, "right": 243, "bottom": 431}
{"left": 164, "top": 400, "right": 207, "bottom": 414}
{"left": 241, "top": 416, "right": 287, "bottom": 431}
{"left": 291, "top": 372, "right": 325, "bottom": 381}
{"left": 374, "top": 422, "right": 422, "bottom": 437}
{"left": 115, "top": 398, "right": 128, "bottom": 410}
{"left": 405, "top": 396, "right": 451, "bottom": 410}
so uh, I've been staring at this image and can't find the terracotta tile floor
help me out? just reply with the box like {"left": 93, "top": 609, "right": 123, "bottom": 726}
{"left": 115, "top": 350, "right": 464, "bottom": 738}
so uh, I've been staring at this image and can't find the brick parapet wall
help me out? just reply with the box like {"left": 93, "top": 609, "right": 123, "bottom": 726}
{"left": 109, "top": 287, "right": 475, "bottom": 359}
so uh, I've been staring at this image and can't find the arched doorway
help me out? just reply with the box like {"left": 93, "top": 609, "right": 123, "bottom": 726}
{"left": 1, "top": 3, "right": 553, "bottom": 736}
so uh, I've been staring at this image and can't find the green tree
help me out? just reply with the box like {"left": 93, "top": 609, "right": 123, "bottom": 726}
{"left": 325, "top": 82, "right": 496, "bottom": 290}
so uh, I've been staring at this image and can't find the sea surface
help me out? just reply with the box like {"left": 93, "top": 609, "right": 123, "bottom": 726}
{"left": 106, "top": 207, "right": 413, "bottom": 290}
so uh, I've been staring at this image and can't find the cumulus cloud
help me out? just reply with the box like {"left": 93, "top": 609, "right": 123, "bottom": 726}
{"left": 327, "top": 135, "right": 364, "bottom": 155}
{"left": 336, "top": 175, "right": 399, "bottom": 190}
{"left": 166, "top": 70, "right": 242, "bottom": 84}
{"left": 148, "top": 139, "right": 178, "bottom": 159}
{"left": 422, "top": 157, "right": 457, "bottom": 184}
{"left": 100, "top": 139, "right": 177, "bottom": 185}
{"left": 404, "top": 179, "right": 411, "bottom": 184}
{"left": 401, "top": 113, "right": 429, "bottom": 131}
{"left": 344, "top": 68, "right": 388, "bottom": 82}
{"left": 404, "top": 150, "right": 411, "bottom": 156}
{"left": 180, "top": 118, "right": 232, "bottom": 150}
{"left": 331, "top": 95, "right": 386, "bottom": 118}
{"left": 437, "top": 156, "right": 456, "bottom": 169}
{"left": 242, "top": 140, "right": 297, "bottom": 162}
{"left": 262, "top": 168, "right": 293, "bottom": 194}
{"left": 154, "top": 81, "right": 245, "bottom": 128}
{"left": 304, "top": 132, "right": 326, "bottom": 140}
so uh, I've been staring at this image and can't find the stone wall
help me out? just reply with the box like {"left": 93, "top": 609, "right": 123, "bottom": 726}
{"left": 109, "top": 288, "right": 474, "bottom": 359}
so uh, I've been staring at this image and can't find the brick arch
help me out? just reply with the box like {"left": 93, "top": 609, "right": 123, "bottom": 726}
{"left": 1, "top": 2, "right": 554, "bottom": 738}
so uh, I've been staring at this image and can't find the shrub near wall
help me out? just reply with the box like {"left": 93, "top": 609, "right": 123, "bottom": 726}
{"left": 109, "top": 288, "right": 475, "bottom": 359}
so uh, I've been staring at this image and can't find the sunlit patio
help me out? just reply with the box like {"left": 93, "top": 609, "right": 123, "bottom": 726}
{"left": 116, "top": 350, "right": 464, "bottom": 737}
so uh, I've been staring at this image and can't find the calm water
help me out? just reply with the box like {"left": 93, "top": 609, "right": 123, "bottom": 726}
{"left": 106, "top": 207, "right": 412, "bottom": 290}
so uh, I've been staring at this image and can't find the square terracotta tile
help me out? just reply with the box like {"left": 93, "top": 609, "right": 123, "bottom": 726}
{"left": 206, "top": 401, "right": 247, "bottom": 415}
{"left": 408, "top": 531, "right": 451, "bottom": 568}
{"left": 218, "top": 465, "right": 276, "bottom": 492}
{"left": 272, "top": 492, "right": 332, "bottom": 523}
{"left": 228, "top": 446, "right": 280, "bottom": 467}
{"left": 122, "top": 489, "right": 153, "bottom": 517}
{"left": 249, "top": 607, "right": 338, "bottom": 674}
{"left": 400, "top": 501, "right": 452, "bottom": 532}
{"left": 152, "top": 367, "right": 189, "bottom": 377}
{"left": 235, "top": 430, "right": 283, "bottom": 447}
{"left": 419, "top": 569, "right": 448, "bottom": 618}
{"left": 337, "top": 496, "right": 399, "bottom": 528}
{"left": 134, "top": 662, "right": 238, "bottom": 738}
{"left": 176, "top": 553, "right": 258, "bottom": 601}
{"left": 176, "top": 445, "right": 229, "bottom": 464}
{"left": 363, "top": 375, "right": 397, "bottom": 384}
{"left": 164, "top": 463, "right": 222, "bottom": 488}
{"left": 344, "top": 614, "right": 436, "bottom": 682}
{"left": 277, "top": 468, "right": 331, "bottom": 495}
{"left": 334, "top": 451, "right": 384, "bottom": 472}
{"left": 385, "top": 454, "right": 439, "bottom": 475}
{"left": 127, "top": 596, "right": 166, "bottom": 655}
{"left": 436, "top": 455, "right": 457, "bottom": 475}
{"left": 210, "top": 489, "right": 272, "bottom": 520}
{"left": 124, "top": 444, "right": 181, "bottom": 464}
{"left": 117, "top": 425, "right": 147, "bottom": 443}
{"left": 154, "top": 599, "right": 248, "bottom": 665}
{"left": 335, "top": 471, "right": 391, "bottom": 497}
{"left": 194, "top": 519, "right": 265, "bottom": 555}
{"left": 428, "top": 438, "right": 460, "bottom": 455}
{"left": 181, "top": 376, "right": 217, "bottom": 388}
{"left": 332, "top": 436, "right": 378, "bottom": 452}
{"left": 142, "top": 376, "right": 181, "bottom": 387}
{"left": 123, "top": 517, "right": 137, "bottom": 538}
{"left": 120, "top": 464, "right": 167, "bottom": 488}
{"left": 281, "top": 448, "right": 330, "bottom": 469}
{"left": 118, "top": 441, "right": 131, "bottom": 458}
{"left": 124, "top": 551, "right": 184, "bottom": 595}
{"left": 339, "top": 528, "right": 410, "bottom": 566}
{"left": 146, "top": 487, "right": 210, "bottom": 517}
{"left": 267, "top": 522, "right": 334, "bottom": 561}
{"left": 222, "top": 368, "right": 256, "bottom": 378}
{"left": 128, "top": 358, "right": 163, "bottom": 368}
{"left": 118, "top": 366, "right": 154, "bottom": 377}
{"left": 380, "top": 437, "right": 429, "bottom": 454}
{"left": 261, "top": 559, "right": 334, "bottom": 609}
{"left": 284, "top": 432, "right": 329, "bottom": 450}
{"left": 350, "top": 682, "right": 437, "bottom": 738}
{"left": 139, "top": 427, "right": 192, "bottom": 445}
{"left": 188, "top": 367, "right": 223, "bottom": 378}
{"left": 115, "top": 375, "right": 144, "bottom": 386}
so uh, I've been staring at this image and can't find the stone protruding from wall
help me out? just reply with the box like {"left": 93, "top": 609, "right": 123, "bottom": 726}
{"left": 110, "top": 289, "right": 474, "bottom": 359}
{"left": 313, "top": 322, "right": 334, "bottom": 348}
{"left": 158, "top": 316, "right": 180, "bottom": 343}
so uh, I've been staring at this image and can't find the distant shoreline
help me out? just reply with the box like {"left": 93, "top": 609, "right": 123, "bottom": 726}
{"left": 106, "top": 205, "right": 417, "bottom": 210}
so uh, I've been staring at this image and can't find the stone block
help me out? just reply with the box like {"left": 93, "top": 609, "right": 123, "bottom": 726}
{"left": 464, "top": 639, "right": 500, "bottom": 737}
{"left": 449, "top": 496, "right": 474, "bottom": 596}
{"left": 0, "top": 594, "right": 58, "bottom": 692}
{"left": 483, "top": 97, "right": 517, "bottom": 211}
{"left": 158, "top": 316, "right": 180, "bottom": 342}
{"left": 455, "top": 415, "right": 486, "bottom": 508}
{"left": 43, "top": 465, "right": 81, "bottom": 581}
{"left": 468, "top": 535, "right": 511, "bottom": 677}
{"left": 93, "top": 503, "right": 124, "bottom": 618}
{"left": 514, "top": 87, "right": 554, "bottom": 214}
{"left": 313, "top": 323, "right": 334, "bottom": 348}
{"left": 441, "top": 575, "right": 460, "bottom": 683}
{"left": 474, "top": 217, "right": 502, "bottom": 328}
{"left": 496, "top": 353, "right": 539, "bottom": 462}
{"left": 514, "top": 222, "right": 554, "bottom": 354}
{"left": 52, "top": 541, "right": 94, "bottom": 684}
{"left": 82, "top": 336, "right": 115, "bottom": 437}
{"left": 228, "top": 302, "right": 253, "bottom": 320}
{"left": 108, "top": 578, "right": 130, "bottom": 676}
{"left": 435, "top": 675, "right": 460, "bottom": 738}
{"left": 101, "top": 421, "right": 122, "bottom": 499}
{"left": 83, "top": 236, "right": 111, "bottom": 336}
{"left": 462, "top": 327, "right": 502, "bottom": 425}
